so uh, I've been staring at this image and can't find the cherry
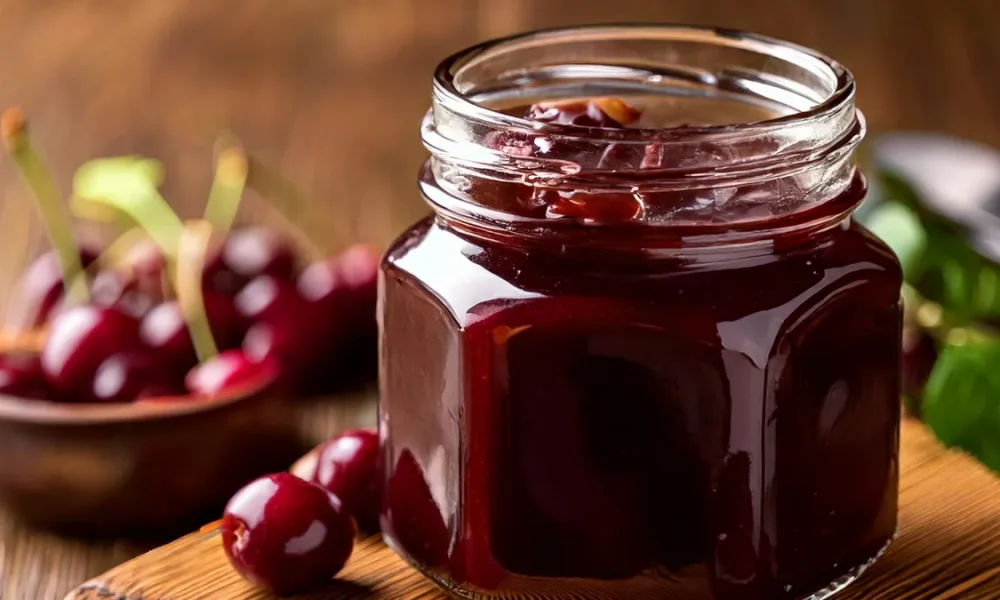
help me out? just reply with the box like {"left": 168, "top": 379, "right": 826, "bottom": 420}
{"left": 308, "top": 428, "right": 380, "bottom": 532}
{"left": 234, "top": 275, "right": 298, "bottom": 324}
{"left": 92, "top": 351, "right": 185, "bottom": 403}
{"left": 241, "top": 246, "right": 379, "bottom": 394}
{"left": 0, "top": 353, "right": 50, "bottom": 400}
{"left": 185, "top": 349, "right": 274, "bottom": 396}
{"left": 221, "top": 472, "right": 357, "bottom": 596}
{"left": 204, "top": 228, "right": 296, "bottom": 296}
{"left": 384, "top": 449, "right": 449, "bottom": 568}
{"left": 91, "top": 240, "right": 168, "bottom": 318}
{"left": 41, "top": 305, "right": 140, "bottom": 400}
{"left": 140, "top": 294, "right": 246, "bottom": 369}
{"left": 17, "top": 248, "right": 99, "bottom": 326}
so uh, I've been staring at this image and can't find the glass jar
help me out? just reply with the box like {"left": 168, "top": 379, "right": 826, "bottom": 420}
{"left": 379, "top": 25, "right": 901, "bottom": 600}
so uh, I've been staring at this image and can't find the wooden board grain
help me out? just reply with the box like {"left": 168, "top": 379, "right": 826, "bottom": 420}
{"left": 67, "top": 420, "right": 1000, "bottom": 600}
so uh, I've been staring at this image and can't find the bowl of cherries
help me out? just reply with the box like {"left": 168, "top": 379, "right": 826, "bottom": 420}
{"left": 0, "top": 109, "right": 378, "bottom": 535}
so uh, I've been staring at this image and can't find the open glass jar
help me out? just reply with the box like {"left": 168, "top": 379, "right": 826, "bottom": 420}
{"left": 379, "top": 25, "right": 902, "bottom": 600}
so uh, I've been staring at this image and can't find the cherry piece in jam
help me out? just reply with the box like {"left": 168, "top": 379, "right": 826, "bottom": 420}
{"left": 40, "top": 305, "right": 140, "bottom": 400}
{"left": 309, "top": 428, "right": 380, "bottom": 532}
{"left": 525, "top": 98, "right": 642, "bottom": 128}
{"left": 545, "top": 192, "right": 644, "bottom": 223}
{"left": 221, "top": 473, "right": 357, "bottom": 596}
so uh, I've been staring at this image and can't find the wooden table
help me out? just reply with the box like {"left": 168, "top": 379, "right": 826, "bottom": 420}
{"left": 64, "top": 418, "right": 1000, "bottom": 599}
{"left": 0, "top": 1, "right": 997, "bottom": 598}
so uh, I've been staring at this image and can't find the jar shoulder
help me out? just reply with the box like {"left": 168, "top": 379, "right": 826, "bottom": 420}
{"left": 384, "top": 217, "right": 900, "bottom": 323}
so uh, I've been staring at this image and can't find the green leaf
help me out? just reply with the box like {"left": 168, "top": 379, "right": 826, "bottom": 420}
{"left": 864, "top": 200, "right": 926, "bottom": 279}
{"left": 923, "top": 337, "right": 1000, "bottom": 472}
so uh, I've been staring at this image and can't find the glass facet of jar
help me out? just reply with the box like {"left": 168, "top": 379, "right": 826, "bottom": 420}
{"left": 379, "top": 25, "right": 902, "bottom": 600}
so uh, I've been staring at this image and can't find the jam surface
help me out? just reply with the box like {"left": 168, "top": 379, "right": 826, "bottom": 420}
{"left": 379, "top": 99, "right": 902, "bottom": 599}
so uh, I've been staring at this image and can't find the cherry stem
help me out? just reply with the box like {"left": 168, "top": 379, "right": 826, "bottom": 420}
{"left": 244, "top": 155, "right": 323, "bottom": 261}
{"left": 71, "top": 156, "right": 184, "bottom": 259}
{"left": 199, "top": 519, "right": 223, "bottom": 533}
{"left": 176, "top": 220, "right": 218, "bottom": 363}
{"left": 72, "top": 157, "right": 220, "bottom": 362}
{"left": 1, "top": 108, "right": 89, "bottom": 305}
{"left": 203, "top": 135, "right": 248, "bottom": 235}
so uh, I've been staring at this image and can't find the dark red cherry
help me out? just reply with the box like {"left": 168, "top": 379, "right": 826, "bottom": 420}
{"left": 221, "top": 472, "right": 357, "bottom": 596}
{"left": 185, "top": 350, "right": 274, "bottom": 396}
{"left": 40, "top": 305, "right": 140, "bottom": 399}
{"left": 234, "top": 275, "right": 298, "bottom": 324}
{"left": 92, "top": 352, "right": 185, "bottom": 403}
{"left": 140, "top": 294, "right": 246, "bottom": 369}
{"left": 91, "top": 241, "right": 168, "bottom": 318}
{"left": 240, "top": 278, "right": 326, "bottom": 393}
{"left": 0, "top": 353, "right": 50, "bottom": 400}
{"left": 385, "top": 449, "right": 449, "bottom": 568}
{"left": 300, "top": 245, "right": 379, "bottom": 343}
{"left": 224, "top": 227, "right": 296, "bottom": 280}
{"left": 309, "top": 428, "right": 380, "bottom": 532}
{"left": 202, "top": 253, "right": 249, "bottom": 297}
{"left": 16, "top": 248, "right": 99, "bottom": 326}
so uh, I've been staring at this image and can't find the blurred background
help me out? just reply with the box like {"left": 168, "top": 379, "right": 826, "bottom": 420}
{"left": 0, "top": 0, "right": 995, "bottom": 308}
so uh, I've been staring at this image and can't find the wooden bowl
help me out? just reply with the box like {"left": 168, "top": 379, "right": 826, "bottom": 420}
{"left": 0, "top": 345, "right": 302, "bottom": 537}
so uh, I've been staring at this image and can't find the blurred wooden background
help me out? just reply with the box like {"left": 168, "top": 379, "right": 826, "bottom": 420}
{"left": 0, "top": 0, "right": 997, "bottom": 598}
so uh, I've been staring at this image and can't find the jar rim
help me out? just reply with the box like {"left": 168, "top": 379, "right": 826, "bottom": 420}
{"left": 432, "top": 23, "right": 855, "bottom": 144}
{"left": 423, "top": 24, "right": 865, "bottom": 235}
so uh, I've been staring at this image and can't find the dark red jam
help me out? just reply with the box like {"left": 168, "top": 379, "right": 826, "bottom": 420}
{"left": 380, "top": 27, "right": 902, "bottom": 600}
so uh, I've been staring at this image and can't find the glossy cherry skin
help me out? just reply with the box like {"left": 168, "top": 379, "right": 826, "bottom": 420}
{"left": 17, "top": 248, "right": 99, "bottom": 326}
{"left": 92, "top": 352, "right": 186, "bottom": 403}
{"left": 308, "top": 428, "right": 380, "bottom": 532}
{"left": 140, "top": 294, "right": 247, "bottom": 369}
{"left": 0, "top": 353, "right": 50, "bottom": 400}
{"left": 185, "top": 350, "right": 274, "bottom": 396}
{"left": 238, "top": 276, "right": 327, "bottom": 392}
{"left": 234, "top": 275, "right": 298, "bottom": 324}
{"left": 41, "top": 305, "right": 141, "bottom": 400}
{"left": 221, "top": 473, "right": 357, "bottom": 596}
{"left": 204, "top": 228, "right": 296, "bottom": 296}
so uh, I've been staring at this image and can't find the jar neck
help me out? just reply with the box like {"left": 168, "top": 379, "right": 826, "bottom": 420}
{"left": 421, "top": 25, "right": 865, "bottom": 246}
{"left": 423, "top": 164, "right": 865, "bottom": 253}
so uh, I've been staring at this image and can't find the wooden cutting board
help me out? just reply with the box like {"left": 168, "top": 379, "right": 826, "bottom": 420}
{"left": 67, "top": 420, "right": 1000, "bottom": 599}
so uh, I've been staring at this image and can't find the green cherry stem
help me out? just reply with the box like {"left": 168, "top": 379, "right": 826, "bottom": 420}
{"left": 71, "top": 156, "right": 184, "bottom": 258}
{"left": 1, "top": 108, "right": 89, "bottom": 305}
{"left": 203, "top": 136, "right": 248, "bottom": 235}
{"left": 71, "top": 156, "right": 218, "bottom": 362}
{"left": 176, "top": 220, "right": 219, "bottom": 363}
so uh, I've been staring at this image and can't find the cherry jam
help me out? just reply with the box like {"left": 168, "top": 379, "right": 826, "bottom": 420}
{"left": 380, "top": 26, "right": 902, "bottom": 600}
